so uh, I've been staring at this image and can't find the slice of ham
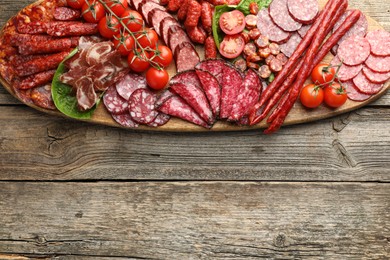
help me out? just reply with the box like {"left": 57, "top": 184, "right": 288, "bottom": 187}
{"left": 75, "top": 76, "right": 97, "bottom": 111}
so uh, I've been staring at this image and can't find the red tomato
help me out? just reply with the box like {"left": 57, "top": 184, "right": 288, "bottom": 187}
{"left": 104, "top": 0, "right": 128, "bottom": 16}
{"left": 67, "top": 0, "right": 85, "bottom": 9}
{"left": 137, "top": 28, "right": 159, "bottom": 49}
{"left": 152, "top": 45, "right": 173, "bottom": 68}
{"left": 82, "top": 0, "right": 105, "bottom": 23}
{"left": 219, "top": 34, "right": 245, "bottom": 59}
{"left": 324, "top": 82, "right": 347, "bottom": 108}
{"left": 219, "top": 10, "right": 246, "bottom": 35}
{"left": 300, "top": 84, "right": 324, "bottom": 108}
{"left": 311, "top": 63, "right": 336, "bottom": 85}
{"left": 112, "top": 33, "right": 135, "bottom": 56}
{"left": 121, "top": 10, "right": 143, "bottom": 33}
{"left": 98, "top": 16, "right": 121, "bottom": 39}
{"left": 128, "top": 49, "right": 151, "bottom": 73}
{"left": 146, "top": 67, "right": 169, "bottom": 90}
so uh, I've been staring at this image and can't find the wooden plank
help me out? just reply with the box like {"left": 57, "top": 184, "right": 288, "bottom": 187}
{"left": 0, "top": 106, "right": 388, "bottom": 181}
{"left": 0, "top": 182, "right": 388, "bottom": 259}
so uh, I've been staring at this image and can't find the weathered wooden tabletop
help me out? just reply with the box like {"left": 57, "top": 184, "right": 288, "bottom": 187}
{"left": 0, "top": 0, "right": 389, "bottom": 259}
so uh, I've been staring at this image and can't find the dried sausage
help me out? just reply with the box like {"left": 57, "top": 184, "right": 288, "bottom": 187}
{"left": 257, "top": 9, "right": 291, "bottom": 44}
{"left": 103, "top": 86, "right": 129, "bottom": 115}
{"left": 184, "top": 0, "right": 202, "bottom": 28}
{"left": 18, "top": 37, "right": 79, "bottom": 55}
{"left": 54, "top": 7, "right": 81, "bottom": 21}
{"left": 15, "top": 70, "right": 56, "bottom": 90}
{"left": 167, "top": 0, "right": 184, "bottom": 12}
{"left": 47, "top": 22, "right": 98, "bottom": 37}
{"left": 128, "top": 88, "right": 159, "bottom": 124}
{"left": 205, "top": 36, "right": 217, "bottom": 59}
{"left": 201, "top": 1, "right": 213, "bottom": 34}
{"left": 186, "top": 25, "right": 206, "bottom": 44}
{"left": 352, "top": 71, "right": 384, "bottom": 95}
{"left": 269, "top": 0, "right": 302, "bottom": 32}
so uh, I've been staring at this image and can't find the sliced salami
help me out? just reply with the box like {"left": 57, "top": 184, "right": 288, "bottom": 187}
{"left": 287, "top": 0, "right": 318, "bottom": 24}
{"left": 31, "top": 84, "right": 56, "bottom": 110}
{"left": 170, "top": 70, "right": 201, "bottom": 89}
{"left": 160, "top": 16, "right": 181, "bottom": 46}
{"left": 128, "top": 88, "right": 159, "bottom": 124}
{"left": 256, "top": 8, "right": 291, "bottom": 44}
{"left": 362, "top": 66, "right": 390, "bottom": 84}
{"left": 148, "top": 8, "right": 172, "bottom": 36}
{"left": 170, "top": 83, "right": 214, "bottom": 124}
{"left": 115, "top": 73, "right": 147, "bottom": 101}
{"left": 54, "top": 7, "right": 81, "bottom": 21}
{"left": 331, "top": 44, "right": 338, "bottom": 56}
{"left": 342, "top": 80, "right": 371, "bottom": 101}
{"left": 337, "top": 35, "right": 370, "bottom": 66}
{"left": 174, "top": 42, "right": 200, "bottom": 73}
{"left": 365, "top": 30, "right": 390, "bottom": 57}
{"left": 269, "top": 0, "right": 302, "bottom": 32}
{"left": 195, "top": 69, "right": 221, "bottom": 118}
{"left": 279, "top": 32, "right": 302, "bottom": 58}
{"left": 155, "top": 89, "right": 175, "bottom": 109}
{"left": 333, "top": 10, "right": 368, "bottom": 45}
{"left": 365, "top": 54, "right": 390, "bottom": 73}
{"left": 331, "top": 56, "right": 362, "bottom": 82}
{"left": 112, "top": 113, "right": 139, "bottom": 128}
{"left": 220, "top": 63, "right": 244, "bottom": 119}
{"left": 195, "top": 59, "right": 225, "bottom": 85}
{"left": 352, "top": 71, "right": 384, "bottom": 95}
{"left": 139, "top": 1, "right": 165, "bottom": 24}
{"left": 147, "top": 113, "right": 171, "bottom": 127}
{"left": 297, "top": 24, "right": 311, "bottom": 38}
{"left": 103, "top": 86, "right": 129, "bottom": 115}
{"left": 168, "top": 25, "right": 191, "bottom": 55}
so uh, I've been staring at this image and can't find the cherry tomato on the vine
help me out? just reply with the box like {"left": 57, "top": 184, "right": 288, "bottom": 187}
{"left": 82, "top": 0, "right": 106, "bottom": 23}
{"left": 112, "top": 33, "right": 135, "bottom": 56}
{"left": 300, "top": 84, "right": 324, "bottom": 108}
{"left": 128, "top": 49, "right": 151, "bottom": 73}
{"left": 219, "top": 34, "right": 245, "bottom": 59}
{"left": 67, "top": 0, "right": 85, "bottom": 9}
{"left": 121, "top": 9, "right": 144, "bottom": 33}
{"left": 311, "top": 63, "right": 336, "bottom": 85}
{"left": 146, "top": 67, "right": 169, "bottom": 90}
{"left": 98, "top": 16, "right": 121, "bottom": 39}
{"left": 152, "top": 45, "right": 173, "bottom": 68}
{"left": 137, "top": 28, "right": 159, "bottom": 49}
{"left": 324, "top": 82, "right": 347, "bottom": 108}
{"left": 104, "top": 0, "right": 128, "bottom": 16}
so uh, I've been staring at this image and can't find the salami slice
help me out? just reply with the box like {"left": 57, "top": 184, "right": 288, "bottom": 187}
{"left": 195, "top": 69, "right": 221, "bottom": 118}
{"left": 155, "top": 89, "right": 175, "bottom": 109}
{"left": 14, "top": 88, "right": 33, "bottom": 105}
{"left": 31, "top": 84, "right": 56, "bottom": 110}
{"left": 139, "top": 1, "right": 165, "bottom": 23}
{"left": 103, "top": 86, "right": 129, "bottom": 115}
{"left": 362, "top": 66, "right": 390, "bottom": 84}
{"left": 257, "top": 9, "right": 291, "bottom": 44}
{"left": 279, "top": 32, "right": 302, "bottom": 58}
{"left": 128, "top": 88, "right": 158, "bottom": 124}
{"left": 337, "top": 35, "right": 370, "bottom": 66}
{"left": 220, "top": 63, "right": 244, "bottom": 119}
{"left": 352, "top": 71, "right": 384, "bottom": 95}
{"left": 147, "top": 113, "right": 171, "bottom": 127}
{"left": 342, "top": 80, "right": 371, "bottom": 101}
{"left": 160, "top": 17, "right": 181, "bottom": 46}
{"left": 174, "top": 42, "right": 200, "bottom": 73}
{"left": 365, "top": 54, "right": 390, "bottom": 73}
{"left": 332, "top": 10, "right": 368, "bottom": 45}
{"left": 158, "top": 95, "right": 210, "bottom": 128}
{"left": 18, "top": 37, "right": 78, "bottom": 55}
{"left": 365, "top": 30, "right": 390, "bottom": 57}
{"left": 331, "top": 56, "right": 362, "bottom": 82}
{"left": 115, "top": 73, "right": 147, "bottom": 101}
{"left": 112, "top": 113, "right": 139, "bottom": 128}
{"left": 168, "top": 25, "right": 191, "bottom": 55}
{"left": 297, "top": 24, "right": 311, "bottom": 38}
{"left": 195, "top": 59, "right": 225, "bottom": 85}
{"left": 269, "top": 0, "right": 302, "bottom": 32}
{"left": 287, "top": 0, "right": 318, "bottom": 24}
{"left": 170, "top": 70, "right": 201, "bottom": 89}
{"left": 148, "top": 8, "right": 172, "bottom": 36}
{"left": 54, "top": 7, "right": 81, "bottom": 21}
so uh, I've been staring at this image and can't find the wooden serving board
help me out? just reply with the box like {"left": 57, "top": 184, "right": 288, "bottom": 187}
{"left": 0, "top": 0, "right": 389, "bottom": 132}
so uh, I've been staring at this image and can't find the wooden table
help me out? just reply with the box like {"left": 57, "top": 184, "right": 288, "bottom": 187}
{"left": 0, "top": 0, "right": 389, "bottom": 259}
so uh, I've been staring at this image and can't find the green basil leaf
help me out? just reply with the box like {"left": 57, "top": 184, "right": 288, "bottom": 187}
{"left": 212, "top": 5, "right": 235, "bottom": 50}
{"left": 51, "top": 48, "right": 97, "bottom": 119}
{"left": 236, "top": 0, "right": 272, "bottom": 16}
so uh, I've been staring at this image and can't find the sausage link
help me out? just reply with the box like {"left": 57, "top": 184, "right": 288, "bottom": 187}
{"left": 47, "top": 22, "right": 98, "bottom": 37}
{"left": 184, "top": 0, "right": 202, "bottom": 28}
{"left": 205, "top": 36, "right": 217, "bottom": 59}
{"left": 168, "top": 0, "right": 184, "bottom": 12}
{"left": 18, "top": 37, "right": 79, "bottom": 55}
{"left": 201, "top": 1, "right": 213, "bottom": 34}
{"left": 15, "top": 70, "right": 56, "bottom": 90}
{"left": 54, "top": 7, "right": 81, "bottom": 21}
{"left": 186, "top": 25, "right": 206, "bottom": 44}
{"left": 177, "top": 0, "right": 189, "bottom": 21}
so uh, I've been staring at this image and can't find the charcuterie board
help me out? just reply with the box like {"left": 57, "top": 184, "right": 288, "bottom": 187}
{"left": 0, "top": 0, "right": 388, "bottom": 132}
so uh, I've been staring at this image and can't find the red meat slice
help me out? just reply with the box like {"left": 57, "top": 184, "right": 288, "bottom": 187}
{"left": 287, "top": 0, "right": 318, "bottom": 24}
{"left": 343, "top": 80, "right": 371, "bottom": 101}
{"left": 31, "top": 84, "right": 56, "bottom": 110}
{"left": 352, "top": 71, "right": 384, "bottom": 95}
{"left": 128, "top": 88, "right": 159, "bottom": 124}
{"left": 330, "top": 56, "right": 362, "bottom": 82}
{"left": 103, "top": 86, "right": 129, "bottom": 115}
{"left": 362, "top": 66, "right": 390, "bottom": 84}
{"left": 365, "top": 30, "right": 390, "bottom": 57}
{"left": 147, "top": 113, "right": 171, "bottom": 127}
{"left": 195, "top": 69, "right": 221, "bottom": 118}
{"left": 220, "top": 63, "right": 244, "bottom": 119}
{"left": 174, "top": 42, "right": 200, "bottom": 72}
{"left": 257, "top": 8, "right": 291, "bottom": 44}
{"left": 112, "top": 113, "right": 139, "bottom": 128}
{"left": 269, "top": 0, "right": 302, "bottom": 32}
{"left": 337, "top": 35, "right": 370, "bottom": 66}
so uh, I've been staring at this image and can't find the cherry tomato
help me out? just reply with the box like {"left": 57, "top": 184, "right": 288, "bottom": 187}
{"left": 104, "top": 0, "right": 128, "bottom": 16}
{"left": 152, "top": 45, "right": 173, "bottom": 68}
{"left": 324, "top": 82, "right": 347, "bottom": 108}
{"left": 128, "top": 49, "right": 151, "bottom": 73}
{"left": 219, "top": 34, "right": 245, "bottom": 59}
{"left": 300, "top": 84, "right": 324, "bottom": 108}
{"left": 146, "top": 67, "right": 169, "bottom": 90}
{"left": 137, "top": 28, "right": 159, "bottom": 49}
{"left": 311, "top": 63, "right": 336, "bottom": 85}
{"left": 82, "top": 0, "right": 106, "bottom": 23}
{"left": 67, "top": 0, "right": 85, "bottom": 9}
{"left": 112, "top": 33, "right": 135, "bottom": 56}
{"left": 219, "top": 10, "right": 246, "bottom": 35}
{"left": 98, "top": 16, "right": 121, "bottom": 39}
{"left": 121, "top": 10, "right": 143, "bottom": 33}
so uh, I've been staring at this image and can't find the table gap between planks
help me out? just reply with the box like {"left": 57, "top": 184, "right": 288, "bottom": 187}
{"left": 0, "top": 0, "right": 389, "bottom": 259}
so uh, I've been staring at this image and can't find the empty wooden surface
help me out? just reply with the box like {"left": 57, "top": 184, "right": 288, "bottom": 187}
{"left": 0, "top": 0, "right": 389, "bottom": 259}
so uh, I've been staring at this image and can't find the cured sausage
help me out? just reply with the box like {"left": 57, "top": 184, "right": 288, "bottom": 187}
{"left": 220, "top": 63, "right": 244, "bottom": 119}
{"left": 167, "top": 0, "right": 184, "bottom": 12}
{"left": 279, "top": 32, "right": 302, "bottom": 58}
{"left": 330, "top": 56, "right": 362, "bottom": 82}
{"left": 128, "top": 88, "right": 159, "bottom": 124}
{"left": 195, "top": 59, "right": 225, "bottom": 85}
{"left": 103, "top": 86, "right": 129, "bottom": 115}
{"left": 155, "top": 89, "right": 175, "bottom": 109}
{"left": 256, "top": 9, "right": 291, "bottom": 44}
{"left": 342, "top": 80, "right": 371, "bottom": 101}
{"left": 177, "top": 0, "right": 189, "bottom": 21}
{"left": 168, "top": 25, "right": 191, "bottom": 55}
{"left": 234, "top": 58, "right": 248, "bottom": 72}
{"left": 15, "top": 70, "right": 56, "bottom": 90}
{"left": 204, "top": 36, "right": 217, "bottom": 59}
{"left": 170, "top": 70, "right": 201, "bottom": 90}
{"left": 364, "top": 54, "right": 390, "bottom": 73}
{"left": 186, "top": 25, "right": 206, "bottom": 44}
{"left": 365, "top": 30, "right": 390, "bottom": 57}
{"left": 47, "top": 22, "right": 98, "bottom": 37}
{"left": 332, "top": 10, "right": 368, "bottom": 45}
{"left": 17, "top": 21, "right": 47, "bottom": 34}
{"left": 160, "top": 16, "right": 180, "bottom": 45}
{"left": 174, "top": 42, "right": 200, "bottom": 72}
{"left": 337, "top": 35, "right": 371, "bottom": 66}
{"left": 287, "top": 0, "right": 318, "bottom": 24}
{"left": 269, "top": 0, "right": 302, "bottom": 32}
{"left": 362, "top": 66, "right": 390, "bottom": 84}
{"left": 111, "top": 113, "right": 139, "bottom": 128}
{"left": 148, "top": 8, "right": 172, "bottom": 38}
{"left": 184, "top": 0, "right": 202, "bottom": 28}
{"left": 147, "top": 113, "right": 171, "bottom": 127}
{"left": 54, "top": 7, "right": 81, "bottom": 21}
{"left": 352, "top": 71, "right": 384, "bottom": 95}
{"left": 116, "top": 73, "right": 147, "bottom": 101}
{"left": 18, "top": 37, "right": 79, "bottom": 55}
{"left": 8, "top": 33, "right": 54, "bottom": 46}
{"left": 297, "top": 24, "right": 311, "bottom": 37}
{"left": 201, "top": 1, "right": 213, "bottom": 34}
{"left": 195, "top": 69, "right": 221, "bottom": 118}
{"left": 139, "top": 1, "right": 165, "bottom": 23}
{"left": 31, "top": 84, "right": 56, "bottom": 110}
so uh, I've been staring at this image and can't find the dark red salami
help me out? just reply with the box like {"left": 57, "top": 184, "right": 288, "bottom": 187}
{"left": 269, "top": 0, "right": 302, "bottom": 32}
{"left": 128, "top": 88, "right": 159, "bottom": 124}
{"left": 170, "top": 70, "right": 201, "bottom": 89}
{"left": 287, "top": 0, "right": 318, "bottom": 24}
{"left": 195, "top": 59, "right": 225, "bottom": 85}
{"left": 257, "top": 9, "right": 291, "bottom": 44}
{"left": 174, "top": 42, "right": 200, "bottom": 72}
{"left": 103, "top": 86, "right": 129, "bottom": 115}
{"left": 18, "top": 37, "right": 79, "bottom": 55}
{"left": 158, "top": 95, "right": 210, "bottom": 128}
{"left": 15, "top": 69, "right": 56, "bottom": 90}
{"left": 8, "top": 34, "right": 54, "bottom": 46}
{"left": 112, "top": 113, "right": 139, "bottom": 128}
{"left": 365, "top": 30, "right": 390, "bottom": 57}
{"left": 352, "top": 71, "right": 384, "bottom": 95}
{"left": 17, "top": 21, "right": 47, "bottom": 34}
{"left": 147, "top": 113, "right": 171, "bottom": 127}
{"left": 115, "top": 73, "right": 147, "bottom": 101}
{"left": 279, "top": 32, "right": 302, "bottom": 58}
{"left": 170, "top": 83, "right": 214, "bottom": 124}
{"left": 155, "top": 89, "right": 175, "bottom": 109}
{"left": 160, "top": 17, "right": 181, "bottom": 45}
{"left": 195, "top": 69, "right": 221, "bottom": 117}
{"left": 31, "top": 84, "right": 56, "bottom": 110}
{"left": 54, "top": 7, "right": 81, "bottom": 21}
{"left": 331, "top": 44, "right": 338, "bottom": 56}
{"left": 330, "top": 56, "right": 362, "bottom": 82}
{"left": 332, "top": 10, "right": 367, "bottom": 45}
{"left": 148, "top": 8, "right": 172, "bottom": 36}
{"left": 220, "top": 63, "right": 244, "bottom": 119}
{"left": 337, "top": 35, "right": 370, "bottom": 66}
{"left": 343, "top": 80, "right": 371, "bottom": 101}
{"left": 362, "top": 66, "right": 390, "bottom": 84}
{"left": 139, "top": 1, "right": 165, "bottom": 23}
{"left": 297, "top": 24, "right": 311, "bottom": 38}
{"left": 47, "top": 22, "right": 98, "bottom": 37}
{"left": 168, "top": 25, "right": 191, "bottom": 55}
{"left": 365, "top": 54, "right": 390, "bottom": 73}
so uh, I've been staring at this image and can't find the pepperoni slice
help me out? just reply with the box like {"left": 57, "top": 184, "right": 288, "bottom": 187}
{"left": 256, "top": 8, "right": 291, "bottom": 44}
{"left": 365, "top": 54, "right": 390, "bottom": 73}
{"left": 337, "top": 35, "right": 370, "bottom": 66}
{"left": 103, "top": 86, "right": 129, "bottom": 115}
{"left": 115, "top": 73, "right": 147, "bottom": 101}
{"left": 365, "top": 30, "right": 390, "bottom": 57}
{"left": 269, "top": 0, "right": 302, "bottom": 32}
{"left": 128, "top": 89, "right": 159, "bottom": 124}
{"left": 287, "top": 0, "right": 318, "bottom": 24}
{"left": 342, "top": 80, "right": 371, "bottom": 101}
{"left": 331, "top": 56, "right": 362, "bottom": 82}
{"left": 352, "top": 71, "right": 384, "bottom": 95}
{"left": 279, "top": 32, "right": 302, "bottom": 58}
{"left": 111, "top": 113, "right": 139, "bottom": 128}
{"left": 362, "top": 66, "right": 390, "bottom": 84}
